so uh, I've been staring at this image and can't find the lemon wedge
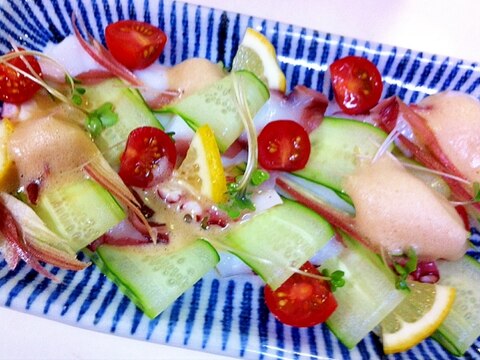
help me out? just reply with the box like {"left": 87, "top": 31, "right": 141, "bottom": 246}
{"left": 177, "top": 125, "right": 227, "bottom": 203}
{"left": 380, "top": 281, "right": 456, "bottom": 354}
{"left": 0, "top": 119, "right": 17, "bottom": 192}
{"left": 232, "top": 27, "right": 286, "bottom": 92}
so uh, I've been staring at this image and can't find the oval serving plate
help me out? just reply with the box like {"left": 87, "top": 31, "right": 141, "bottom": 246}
{"left": 1, "top": 0, "right": 480, "bottom": 359}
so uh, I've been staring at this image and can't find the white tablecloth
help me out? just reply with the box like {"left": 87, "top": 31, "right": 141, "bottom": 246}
{"left": 1, "top": 0, "right": 479, "bottom": 359}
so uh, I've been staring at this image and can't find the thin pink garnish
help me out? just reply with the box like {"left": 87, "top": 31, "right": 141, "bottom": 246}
{"left": 276, "top": 176, "right": 373, "bottom": 251}
{"left": 83, "top": 160, "right": 158, "bottom": 243}
{"left": 74, "top": 69, "right": 115, "bottom": 85}
{"left": 144, "top": 89, "right": 182, "bottom": 109}
{"left": 0, "top": 198, "right": 87, "bottom": 282}
{"left": 372, "top": 97, "right": 480, "bottom": 214}
{"left": 71, "top": 13, "right": 142, "bottom": 87}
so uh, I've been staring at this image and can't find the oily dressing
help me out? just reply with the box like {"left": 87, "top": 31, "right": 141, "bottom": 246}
{"left": 141, "top": 185, "right": 227, "bottom": 253}
{"left": 8, "top": 114, "right": 97, "bottom": 190}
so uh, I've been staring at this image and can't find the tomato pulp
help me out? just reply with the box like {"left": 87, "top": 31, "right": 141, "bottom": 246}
{"left": 264, "top": 262, "right": 337, "bottom": 327}
{"left": 105, "top": 20, "right": 167, "bottom": 70}
{"left": 0, "top": 50, "right": 42, "bottom": 104}
{"left": 119, "top": 126, "right": 177, "bottom": 188}
{"left": 258, "top": 120, "right": 311, "bottom": 171}
{"left": 329, "top": 55, "right": 383, "bottom": 115}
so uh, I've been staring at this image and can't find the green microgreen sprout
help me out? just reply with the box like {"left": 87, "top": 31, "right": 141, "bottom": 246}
{"left": 86, "top": 102, "right": 119, "bottom": 138}
{"left": 391, "top": 247, "right": 418, "bottom": 292}
{"left": 250, "top": 169, "right": 270, "bottom": 186}
{"left": 321, "top": 268, "right": 346, "bottom": 292}
{"left": 219, "top": 181, "right": 256, "bottom": 219}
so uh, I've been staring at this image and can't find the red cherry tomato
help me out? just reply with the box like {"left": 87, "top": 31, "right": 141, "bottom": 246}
{"left": 105, "top": 20, "right": 167, "bottom": 70}
{"left": 258, "top": 120, "right": 311, "bottom": 171}
{"left": 119, "top": 126, "right": 176, "bottom": 188}
{"left": 0, "top": 49, "right": 42, "bottom": 104}
{"left": 264, "top": 262, "right": 337, "bottom": 327}
{"left": 329, "top": 55, "right": 383, "bottom": 115}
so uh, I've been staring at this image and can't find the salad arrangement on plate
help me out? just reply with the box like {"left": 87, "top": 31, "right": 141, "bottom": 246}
{"left": 0, "top": 14, "right": 479, "bottom": 357}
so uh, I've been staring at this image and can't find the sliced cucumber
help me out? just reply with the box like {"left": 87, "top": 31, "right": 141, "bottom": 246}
{"left": 84, "top": 78, "right": 162, "bottom": 168}
{"left": 294, "top": 117, "right": 389, "bottom": 194}
{"left": 225, "top": 199, "right": 334, "bottom": 290}
{"left": 160, "top": 70, "right": 269, "bottom": 152}
{"left": 320, "top": 235, "right": 406, "bottom": 348}
{"left": 89, "top": 239, "right": 219, "bottom": 318}
{"left": 34, "top": 178, "right": 125, "bottom": 252}
{"left": 431, "top": 256, "right": 480, "bottom": 356}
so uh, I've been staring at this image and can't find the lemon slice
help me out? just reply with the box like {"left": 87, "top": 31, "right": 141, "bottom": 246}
{"left": 380, "top": 281, "right": 456, "bottom": 354}
{"left": 232, "top": 28, "right": 286, "bottom": 92}
{"left": 177, "top": 125, "right": 227, "bottom": 203}
{"left": 0, "top": 119, "right": 17, "bottom": 192}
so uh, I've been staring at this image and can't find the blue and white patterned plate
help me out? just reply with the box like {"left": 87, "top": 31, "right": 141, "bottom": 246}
{"left": 1, "top": 1, "right": 480, "bottom": 359}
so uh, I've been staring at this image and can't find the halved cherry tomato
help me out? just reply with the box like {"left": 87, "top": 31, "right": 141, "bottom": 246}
{"left": 119, "top": 126, "right": 176, "bottom": 188}
{"left": 0, "top": 49, "right": 42, "bottom": 104}
{"left": 264, "top": 262, "right": 337, "bottom": 327}
{"left": 258, "top": 120, "right": 311, "bottom": 171}
{"left": 329, "top": 55, "right": 383, "bottom": 115}
{"left": 105, "top": 20, "right": 167, "bottom": 70}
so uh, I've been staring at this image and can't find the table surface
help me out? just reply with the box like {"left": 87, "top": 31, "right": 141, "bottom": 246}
{"left": 1, "top": 0, "right": 480, "bottom": 359}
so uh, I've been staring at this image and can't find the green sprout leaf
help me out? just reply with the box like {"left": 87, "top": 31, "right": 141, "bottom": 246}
{"left": 219, "top": 189, "right": 256, "bottom": 220}
{"left": 71, "top": 93, "right": 82, "bottom": 106}
{"left": 220, "top": 167, "right": 269, "bottom": 220}
{"left": 321, "top": 269, "right": 346, "bottom": 292}
{"left": 69, "top": 77, "right": 86, "bottom": 105}
{"left": 404, "top": 247, "right": 418, "bottom": 274}
{"left": 86, "top": 102, "right": 118, "bottom": 138}
{"left": 250, "top": 169, "right": 270, "bottom": 186}
{"left": 86, "top": 116, "right": 103, "bottom": 138}
{"left": 392, "top": 247, "right": 418, "bottom": 292}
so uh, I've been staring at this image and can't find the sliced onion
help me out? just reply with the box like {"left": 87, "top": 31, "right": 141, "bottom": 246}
{"left": 276, "top": 173, "right": 355, "bottom": 215}
{"left": 1, "top": 103, "right": 19, "bottom": 119}
{"left": 309, "top": 235, "right": 345, "bottom": 266}
{"left": 276, "top": 175, "right": 373, "bottom": 251}
{"left": 215, "top": 251, "right": 254, "bottom": 278}
{"left": 250, "top": 188, "right": 283, "bottom": 214}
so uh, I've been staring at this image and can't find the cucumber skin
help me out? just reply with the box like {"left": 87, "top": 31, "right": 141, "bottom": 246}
{"left": 225, "top": 198, "right": 334, "bottom": 290}
{"left": 432, "top": 256, "right": 480, "bottom": 356}
{"left": 321, "top": 236, "right": 406, "bottom": 349}
{"left": 294, "top": 117, "right": 388, "bottom": 194}
{"left": 160, "top": 70, "right": 269, "bottom": 152}
{"left": 84, "top": 78, "right": 162, "bottom": 169}
{"left": 34, "top": 178, "right": 126, "bottom": 253}
{"left": 88, "top": 239, "right": 219, "bottom": 319}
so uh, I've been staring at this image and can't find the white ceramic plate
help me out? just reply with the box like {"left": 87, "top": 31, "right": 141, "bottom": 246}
{"left": 1, "top": 0, "right": 479, "bottom": 359}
